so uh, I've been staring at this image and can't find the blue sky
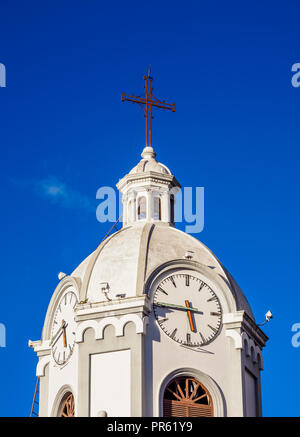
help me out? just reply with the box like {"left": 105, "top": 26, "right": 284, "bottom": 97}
{"left": 0, "top": 0, "right": 300, "bottom": 416}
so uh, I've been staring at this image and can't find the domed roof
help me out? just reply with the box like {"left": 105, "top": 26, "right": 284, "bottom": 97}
{"left": 129, "top": 146, "right": 172, "bottom": 175}
{"left": 71, "top": 223, "right": 255, "bottom": 321}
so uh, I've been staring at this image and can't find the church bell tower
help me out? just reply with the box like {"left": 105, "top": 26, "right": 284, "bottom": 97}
{"left": 29, "top": 71, "right": 268, "bottom": 417}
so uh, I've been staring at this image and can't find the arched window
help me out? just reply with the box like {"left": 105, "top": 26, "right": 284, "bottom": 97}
{"left": 244, "top": 339, "right": 249, "bottom": 356}
{"left": 257, "top": 353, "right": 261, "bottom": 369}
{"left": 137, "top": 196, "right": 146, "bottom": 220}
{"left": 153, "top": 196, "right": 161, "bottom": 220}
{"left": 59, "top": 392, "right": 75, "bottom": 417}
{"left": 170, "top": 194, "right": 175, "bottom": 223}
{"left": 250, "top": 346, "right": 255, "bottom": 362}
{"left": 128, "top": 200, "right": 132, "bottom": 222}
{"left": 163, "top": 376, "right": 213, "bottom": 417}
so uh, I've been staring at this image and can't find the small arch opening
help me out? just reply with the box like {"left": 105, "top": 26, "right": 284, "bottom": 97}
{"left": 153, "top": 196, "right": 162, "bottom": 220}
{"left": 170, "top": 194, "right": 175, "bottom": 223}
{"left": 250, "top": 346, "right": 255, "bottom": 362}
{"left": 137, "top": 196, "right": 146, "bottom": 220}
{"left": 257, "top": 353, "right": 261, "bottom": 368}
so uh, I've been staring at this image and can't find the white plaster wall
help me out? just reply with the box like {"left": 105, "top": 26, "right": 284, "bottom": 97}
{"left": 90, "top": 350, "right": 131, "bottom": 417}
{"left": 48, "top": 345, "right": 78, "bottom": 416}
{"left": 87, "top": 227, "right": 143, "bottom": 301}
{"left": 145, "top": 267, "right": 245, "bottom": 417}
{"left": 244, "top": 369, "right": 258, "bottom": 417}
{"left": 146, "top": 323, "right": 231, "bottom": 416}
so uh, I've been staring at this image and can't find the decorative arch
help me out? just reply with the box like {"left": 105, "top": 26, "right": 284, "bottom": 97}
{"left": 159, "top": 368, "right": 225, "bottom": 417}
{"left": 241, "top": 331, "right": 250, "bottom": 356}
{"left": 241, "top": 331, "right": 264, "bottom": 369}
{"left": 75, "top": 314, "right": 148, "bottom": 343}
{"left": 36, "top": 356, "right": 51, "bottom": 377}
{"left": 51, "top": 385, "right": 75, "bottom": 417}
{"left": 256, "top": 347, "right": 264, "bottom": 370}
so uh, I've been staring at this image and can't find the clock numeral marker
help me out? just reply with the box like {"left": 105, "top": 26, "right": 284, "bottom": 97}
{"left": 207, "top": 296, "right": 218, "bottom": 302}
{"left": 170, "top": 328, "right": 177, "bottom": 339}
{"left": 186, "top": 333, "right": 191, "bottom": 344}
{"left": 210, "top": 312, "right": 221, "bottom": 316}
{"left": 185, "top": 275, "right": 190, "bottom": 286}
{"left": 199, "top": 332, "right": 206, "bottom": 344}
{"left": 157, "top": 286, "right": 168, "bottom": 295}
{"left": 208, "top": 324, "right": 218, "bottom": 333}
{"left": 198, "top": 281, "right": 205, "bottom": 291}
{"left": 169, "top": 276, "right": 176, "bottom": 288}
{"left": 158, "top": 317, "right": 168, "bottom": 325}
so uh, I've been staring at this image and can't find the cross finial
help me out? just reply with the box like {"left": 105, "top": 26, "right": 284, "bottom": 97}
{"left": 121, "top": 69, "right": 175, "bottom": 148}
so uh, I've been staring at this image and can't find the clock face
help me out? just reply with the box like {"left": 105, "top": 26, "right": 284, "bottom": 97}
{"left": 50, "top": 291, "right": 78, "bottom": 365}
{"left": 153, "top": 273, "right": 222, "bottom": 347}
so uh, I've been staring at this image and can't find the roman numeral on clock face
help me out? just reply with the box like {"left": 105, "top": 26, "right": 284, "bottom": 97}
{"left": 169, "top": 276, "right": 176, "bottom": 287}
{"left": 185, "top": 275, "right": 190, "bottom": 286}
{"left": 199, "top": 332, "right": 206, "bottom": 344}
{"left": 157, "top": 286, "right": 168, "bottom": 295}
{"left": 208, "top": 324, "right": 218, "bottom": 333}
{"left": 207, "top": 296, "right": 218, "bottom": 302}
{"left": 170, "top": 328, "right": 177, "bottom": 339}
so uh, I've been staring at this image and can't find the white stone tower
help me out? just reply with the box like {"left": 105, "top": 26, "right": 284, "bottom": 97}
{"left": 29, "top": 141, "right": 267, "bottom": 417}
{"left": 29, "top": 72, "right": 267, "bottom": 417}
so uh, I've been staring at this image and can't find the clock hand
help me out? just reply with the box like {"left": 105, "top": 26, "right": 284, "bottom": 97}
{"left": 50, "top": 320, "right": 67, "bottom": 346}
{"left": 185, "top": 300, "right": 196, "bottom": 332}
{"left": 62, "top": 325, "right": 67, "bottom": 348}
{"left": 51, "top": 330, "right": 63, "bottom": 347}
{"left": 155, "top": 302, "right": 200, "bottom": 313}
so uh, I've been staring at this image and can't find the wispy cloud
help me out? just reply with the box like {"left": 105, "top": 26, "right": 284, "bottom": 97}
{"left": 34, "top": 177, "right": 94, "bottom": 212}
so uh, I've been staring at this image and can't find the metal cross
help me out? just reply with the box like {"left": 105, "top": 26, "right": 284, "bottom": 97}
{"left": 121, "top": 67, "right": 176, "bottom": 148}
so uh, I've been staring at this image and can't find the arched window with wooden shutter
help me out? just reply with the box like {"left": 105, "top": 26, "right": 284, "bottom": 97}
{"left": 59, "top": 392, "right": 75, "bottom": 417}
{"left": 163, "top": 376, "right": 213, "bottom": 417}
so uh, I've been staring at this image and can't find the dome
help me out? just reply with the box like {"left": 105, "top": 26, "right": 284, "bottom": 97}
{"left": 129, "top": 146, "right": 172, "bottom": 175}
{"left": 71, "top": 223, "right": 255, "bottom": 321}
